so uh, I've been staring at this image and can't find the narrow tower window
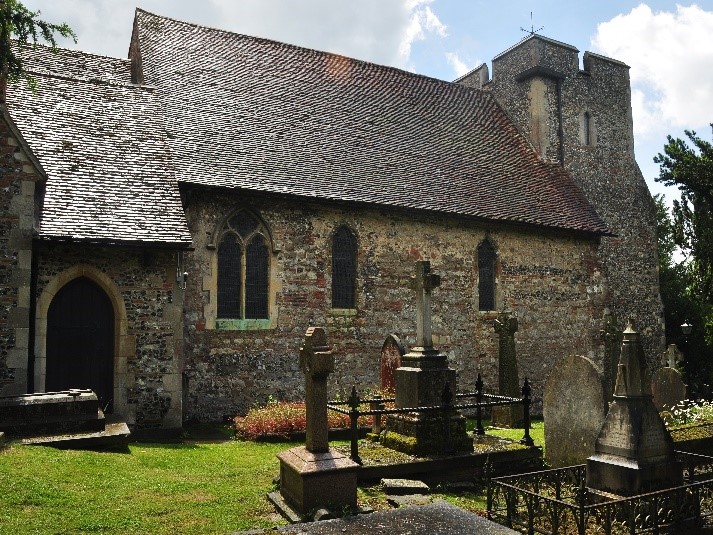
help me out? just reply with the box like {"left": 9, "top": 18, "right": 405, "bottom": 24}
{"left": 332, "top": 226, "right": 357, "bottom": 308}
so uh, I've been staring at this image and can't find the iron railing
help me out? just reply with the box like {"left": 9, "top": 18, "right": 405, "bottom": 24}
{"left": 327, "top": 374, "right": 534, "bottom": 464}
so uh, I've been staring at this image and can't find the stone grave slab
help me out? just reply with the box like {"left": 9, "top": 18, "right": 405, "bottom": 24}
{"left": 543, "top": 355, "right": 605, "bottom": 467}
{"left": 652, "top": 366, "right": 687, "bottom": 412}
{"left": 381, "top": 478, "right": 430, "bottom": 495}
{"left": 237, "top": 501, "right": 520, "bottom": 534}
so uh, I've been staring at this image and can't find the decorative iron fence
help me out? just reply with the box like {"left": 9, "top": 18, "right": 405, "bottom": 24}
{"left": 487, "top": 452, "right": 713, "bottom": 534}
{"left": 327, "top": 374, "right": 534, "bottom": 463}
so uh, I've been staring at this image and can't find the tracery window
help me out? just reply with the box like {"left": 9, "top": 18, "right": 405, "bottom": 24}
{"left": 332, "top": 226, "right": 357, "bottom": 309}
{"left": 477, "top": 239, "right": 496, "bottom": 311}
{"left": 217, "top": 210, "right": 269, "bottom": 319}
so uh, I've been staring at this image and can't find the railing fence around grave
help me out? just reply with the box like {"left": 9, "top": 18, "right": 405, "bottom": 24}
{"left": 327, "top": 374, "right": 535, "bottom": 464}
{"left": 488, "top": 452, "right": 713, "bottom": 534}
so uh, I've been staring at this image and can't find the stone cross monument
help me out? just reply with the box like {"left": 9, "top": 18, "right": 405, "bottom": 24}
{"left": 586, "top": 321, "right": 682, "bottom": 497}
{"left": 275, "top": 327, "right": 358, "bottom": 517}
{"left": 491, "top": 311, "right": 523, "bottom": 427}
{"left": 600, "top": 314, "right": 622, "bottom": 403}
{"left": 384, "top": 260, "right": 472, "bottom": 455}
{"left": 299, "top": 327, "right": 333, "bottom": 453}
{"left": 664, "top": 343, "right": 683, "bottom": 369}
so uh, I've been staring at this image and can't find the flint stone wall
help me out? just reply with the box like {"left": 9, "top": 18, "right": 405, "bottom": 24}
{"left": 34, "top": 243, "right": 184, "bottom": 430}
{"left": 183, "top": 189, "right": 606, "bottom": 421}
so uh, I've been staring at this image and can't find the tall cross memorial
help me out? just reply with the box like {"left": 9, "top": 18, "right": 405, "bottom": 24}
{"left": 385, "top": 260, "right": 473, "bottom": 455}
{"left": 491, "top": 310, "right": 524, "bottom": 427}
{"left": 275, "top": 327, "right": 358, "bottom": 517}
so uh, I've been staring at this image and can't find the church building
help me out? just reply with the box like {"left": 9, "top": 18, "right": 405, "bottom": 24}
{"left": 0, "top": 9, "right": 663, "bottom": 431}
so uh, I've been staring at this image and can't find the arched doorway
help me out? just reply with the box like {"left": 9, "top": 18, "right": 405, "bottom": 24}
{"left": 46, "top": 277, "right": 115, "bottom": 412}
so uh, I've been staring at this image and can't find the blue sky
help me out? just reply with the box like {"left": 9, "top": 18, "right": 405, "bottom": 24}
{"left": 25, "top": 1, "right": 713, "bottom": 202}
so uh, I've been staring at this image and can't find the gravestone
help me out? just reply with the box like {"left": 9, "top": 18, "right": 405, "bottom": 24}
{"left": 543, "top": 355, "right": 606, "bottom": 467}
{"left": 600, "top": 314, "right": 622, "bottom": 403}
{"left": 652, "top": 367, "right": 687, "bottom": 412}
{"left": 663, "top": 344, "right": 683, "bottom": 369}
{"left": 587, "top": 322, "right": 682, "bottom": 497}
{"left": 491, "top": 311, "right": 523, "bottom": 427}
{"left": 380, "top": 334, "right": 406, "bottom": 394}
{"left": 385, "top": 260, "right": 472, "bottom": 455}
{"left": 276, "top": 327, "right": 358, "bottom": 516}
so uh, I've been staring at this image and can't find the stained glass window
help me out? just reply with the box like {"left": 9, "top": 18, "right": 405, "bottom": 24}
{"left": 332, "top": 226, "right": 357, "bottom": 308}
{"left": 217, "top": 210, "right": 270, "bottom": 320}
{"left": 478, "top": 239, "right": 496, "bottom": 311}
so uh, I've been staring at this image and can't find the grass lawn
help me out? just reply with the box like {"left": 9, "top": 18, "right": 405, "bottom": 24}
{"left": 0, "top": 420, "right": 543, "bottom": 534}
{"left": 0, "top": 440, "right": 291, "bottom": 535}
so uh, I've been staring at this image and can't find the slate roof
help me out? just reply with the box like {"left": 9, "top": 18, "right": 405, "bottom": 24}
{"left": 5, "top": 46, "right": 191, "bottom": 246}
{"left": 132, "top": 9, "right": 609, "bottom": 236}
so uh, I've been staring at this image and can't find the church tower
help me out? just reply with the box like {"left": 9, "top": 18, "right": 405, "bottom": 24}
{"left": 457, "top": 34, "right": 665, "bottom": 362}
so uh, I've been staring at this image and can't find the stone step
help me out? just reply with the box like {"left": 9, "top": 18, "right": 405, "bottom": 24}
{"left": 20, "top": 414, "right": 130, "bottom": 450}
{"left": 381, "top": 478, "right": 430, "bottom": 495}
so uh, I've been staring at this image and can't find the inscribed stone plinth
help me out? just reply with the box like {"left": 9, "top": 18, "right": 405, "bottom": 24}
{"left": 543, "top": 355, "right": 605, "bottom": 467}
{"left": 652, "top": 367, "right": 686, "bottom": 412}
{"left": 278, "top": 327, "right": 358, "bottom": 515}
{"left": 587, "top": 323, "right": 682, "bottom": 496}
{"left": 380, "top": 334, "right": 406, "bottom": 393}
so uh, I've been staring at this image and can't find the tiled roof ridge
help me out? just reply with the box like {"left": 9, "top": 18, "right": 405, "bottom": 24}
{"left": 23, "top": 68, "right": 155, "bottom": 91}
{"left": 135, "top": 8, "right": 483, "bottom": 92}
{"left": 14, "top": 39, "right": 130, "bottom": 64}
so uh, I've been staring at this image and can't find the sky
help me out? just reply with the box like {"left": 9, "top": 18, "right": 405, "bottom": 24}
{"left": 22, "top": 0, "right": 713, "bottom": 203}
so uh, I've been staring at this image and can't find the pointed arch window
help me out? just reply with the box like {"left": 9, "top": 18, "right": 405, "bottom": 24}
{"left": 217, "top": 210, "right": 269, "bottom": 319}
{"left": 332, "top": 226, "right": 357, "bottom": 309}
{"left": 477, "top": 239, "right": 496, "bottom": 311}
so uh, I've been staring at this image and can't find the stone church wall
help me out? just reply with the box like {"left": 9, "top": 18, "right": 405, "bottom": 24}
{"left": 459, "top": 36, "right": 664, "bottom": 364}
{"left": 34, "top": 243, "right": 184, "bottom": 430}
{"left": 183, "top": 190, "right": 605, "bottom": 421}
{"left": 0, "top": 114, "right": 40, "bottom": 396}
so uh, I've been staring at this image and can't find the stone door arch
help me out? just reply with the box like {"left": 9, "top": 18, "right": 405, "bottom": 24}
{"left": 35, "top": 265, "right": 134, "bottom": 419}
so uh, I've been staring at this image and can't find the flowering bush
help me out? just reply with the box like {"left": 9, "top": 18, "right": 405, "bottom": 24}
{"left": 233, "top": 399, "right": 372, "bottom": 441}
{"left": 662, "top": 399, "right": 713, "bottom": 427}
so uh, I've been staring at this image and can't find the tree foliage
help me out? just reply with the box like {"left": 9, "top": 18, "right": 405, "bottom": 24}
{"left": 0, "top": 0, "right": 76, "bottom": 89}
{"left": 655, "top": 126, "right": 713, "bottom": 302}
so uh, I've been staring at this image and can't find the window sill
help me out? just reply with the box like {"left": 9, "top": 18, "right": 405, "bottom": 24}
{"left": 215, "top": 318, "right": 273, "bottom": 331}
{"left": 330, "top": 308, "right": 357, "bottom": 317}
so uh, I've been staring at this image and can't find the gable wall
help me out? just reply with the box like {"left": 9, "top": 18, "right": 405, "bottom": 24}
{"left": 183, "top": 190, "right": 605, "bottom": 421}
{"left": 0, "top": 114, "right": 41, "bottom": 396}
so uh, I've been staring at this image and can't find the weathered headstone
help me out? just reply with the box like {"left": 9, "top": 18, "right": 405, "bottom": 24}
{"left": 663, "top": 343, "right": 683, "bottom": 369}
{"left": 652, "top": 367, "right": 687, "bottom": 412}
{"left": 543, "top": 355, "right": 606, "bottom": 467}
{"left": 600, "top": 314, "right": 622, "bottom": 403}
{"left": 491, "top": 311, "right": 523, "bottom": 427}
{"left": 587, "top": 322, "right": 682, "bottom": 496}
{"left": 276, "top": 327, "right": 358, "bottom": 516}
{"left": 380, "top": 334, "right": 406, "bottom": 394}
{"left": 385, "top": 261, "right": 472, "bottom": 455}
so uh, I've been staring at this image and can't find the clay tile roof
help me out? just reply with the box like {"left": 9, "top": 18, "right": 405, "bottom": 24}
{"left": 5, "top": 45, "right": 191, "bottom": 246}
{"left": 133, "top": 9, "right": 609, "bottom": 236}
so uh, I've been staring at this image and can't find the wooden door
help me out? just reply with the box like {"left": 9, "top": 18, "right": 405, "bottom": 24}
{"left": 46, "top": 277, "right": 115, "bottom": 412}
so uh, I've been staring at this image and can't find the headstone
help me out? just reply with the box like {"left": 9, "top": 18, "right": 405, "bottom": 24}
{"left": 664, "top": 344, "right": 683, "bottom": 369}
{"left": 385, "top": 261, "right": 472, "bottom": 455}
{"left": 380, "top": 334, "right": 406, "bottom": 394}
{"left": 586, "top": 322, "right": 682, "bottom": 496}
{"left": 652, "top": 367, "right": 687, "bottom": 412}
{"left": 276, "top": 327, "right": 359, "bottom": 516}
{"left": 600, "top": 314, "right": 622, "bottom": 403}
{"left": 543, "top": 355, "right": 606, "bottom": 467}
{"left": 491, "top": 311, "right": 523, "bottom": 427}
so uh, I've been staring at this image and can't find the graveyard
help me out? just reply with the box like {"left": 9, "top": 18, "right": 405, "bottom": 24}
{"left": 2, "top": 260, "right": 713, "bottom": 534}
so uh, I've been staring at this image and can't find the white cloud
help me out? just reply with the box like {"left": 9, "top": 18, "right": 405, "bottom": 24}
{"left": 24, "top": 0, "right": 447, "bottom": 71}
{"left": 445, "top": 52, "right": 469, "bottom": 77}
{"left": 593, "top": 4, "right": 713, "bottom": 138}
